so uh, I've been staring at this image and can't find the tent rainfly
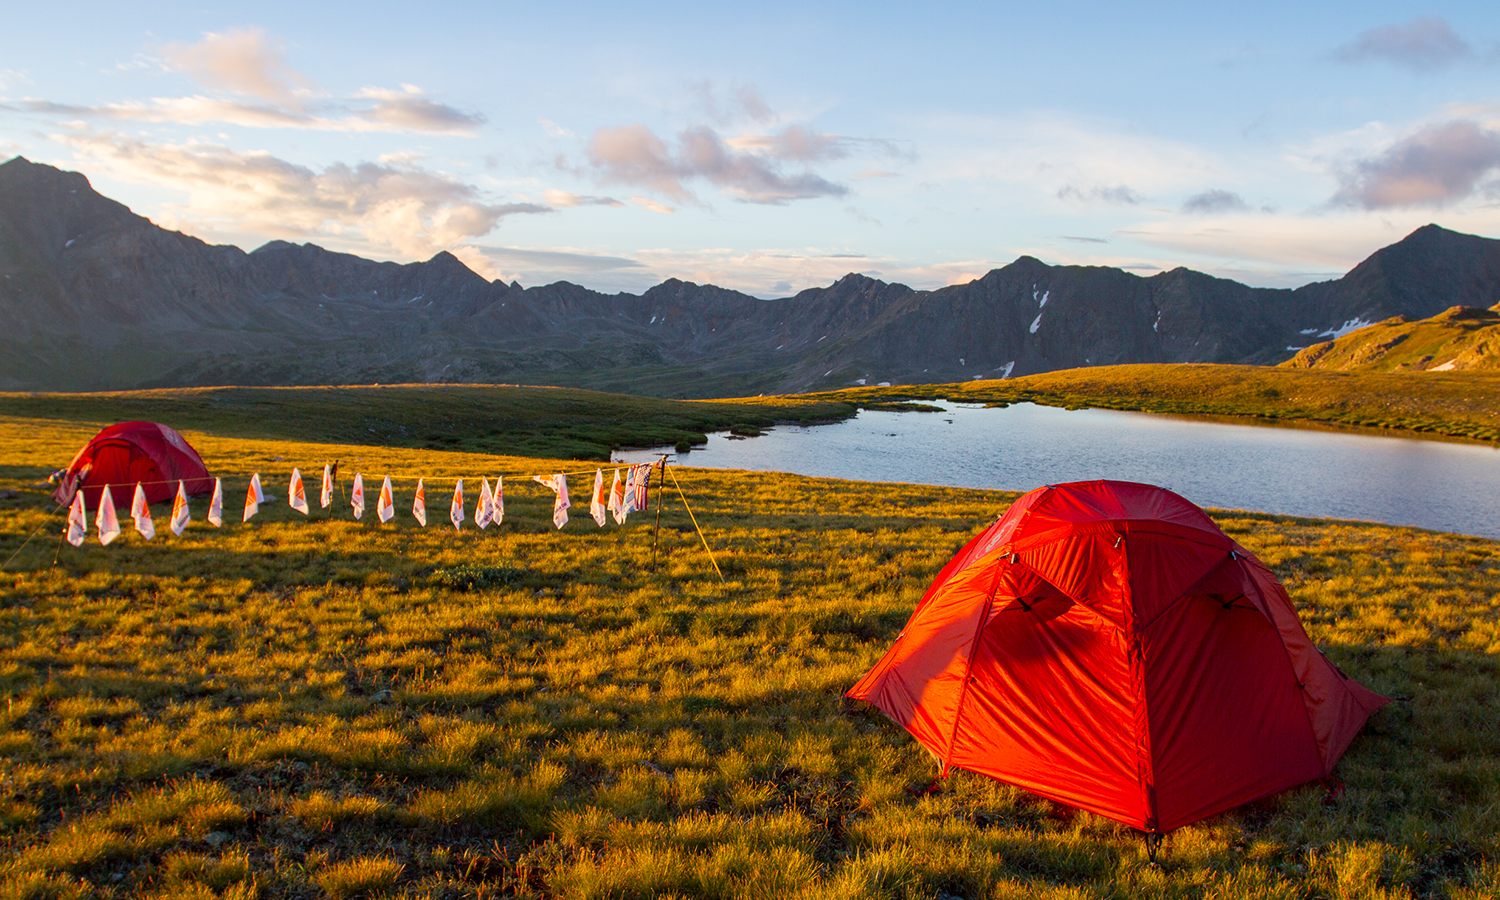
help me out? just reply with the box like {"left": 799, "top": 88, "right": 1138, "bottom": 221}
{"left": 847, "top": 480, "right": 1388, "bottom": 838}
{"left": 53, "top": 422, "right": 214, "bottom": 509}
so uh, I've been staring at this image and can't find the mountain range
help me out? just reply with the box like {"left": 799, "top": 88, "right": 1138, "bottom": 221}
{"left": 4, "top": 156, "right": 1499, "bottom": 397}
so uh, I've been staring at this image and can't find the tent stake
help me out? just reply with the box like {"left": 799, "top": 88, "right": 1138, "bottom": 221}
{"left": 1144, "top": 832, "right": 1164, "bottom": 865}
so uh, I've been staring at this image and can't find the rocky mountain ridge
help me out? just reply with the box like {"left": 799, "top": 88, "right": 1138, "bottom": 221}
{"left": 4, "top": 156, "right": 1499, "bottom": 396}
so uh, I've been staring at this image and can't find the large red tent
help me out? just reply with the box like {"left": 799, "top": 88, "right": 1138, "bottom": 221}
{"left": 848, "top": 480, "right": 1387, "bottom": 835}
{"left": 53, "top": 422, "right": 214, "bottom": 508}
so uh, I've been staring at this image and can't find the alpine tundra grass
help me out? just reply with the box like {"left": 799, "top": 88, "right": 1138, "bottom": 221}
{"left": 0, "top": 412, "right": 1497, "bottom": 898}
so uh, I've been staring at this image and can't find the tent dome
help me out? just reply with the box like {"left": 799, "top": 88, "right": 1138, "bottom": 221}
{"left": 848, "top": 480, "right": 1387, "bottom": 833}
{"left": 53, "top": 422, "right": 214, "bottom": 508}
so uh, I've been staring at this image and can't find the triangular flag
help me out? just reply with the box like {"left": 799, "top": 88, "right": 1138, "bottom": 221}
{"left": 170, "top": 481, "right": 190, "bottom": 536}
{"left": 320, "top": 463, "right": 333, "bottom": 509}
{"left": 450, "top": 479, "right": 464, "bottom": 530}
{"left": 378, "top": 476, "right": 394, "bottom": 523}
{"left": 133, "top": 483, "right": 155, "bottom": 539}
{"left": 590, "top": 468, "right": 607, "bottom": 527}
{"left": 412, "top": 478, "right": 427, "bottom": 526}
{"left": 243, "top": 474, "right": 262, "bottom": 522}
{"left": 207, "top": 478, "right": 223, "bottom": 527}
{"left": 494, "top": 476, "right": 504, "bottom": 524}
{"left": 475, "top": 477, "right": 494, "bottom": 529}
{"left": 96, "top": 485, "right": 121, "bottom": 546}
{"left": 289, "top": 468, "right": 309, "bottom": 515}
{"left": 351, "top": 474, "right": 365, "bottom": 520}
{"left": 66, "top": 492, "right": 87, "bottom": 547}
{"left": 609, "top": 469, "right": 627, "bottom": 524}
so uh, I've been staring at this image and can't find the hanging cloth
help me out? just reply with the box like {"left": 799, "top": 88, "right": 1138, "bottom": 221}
{"left": 450, "top": 479, "right": 465, "bottom": 530}
{"left": 133, "top": 483, "right": 156, "bottom": 539}
{"left": 378, "top": 476, "right": 395, "bottom": 523}
{"left": 289, "top": 468, "right": 309, "bottom": 515}
{"left": 170, "top": 481, "right": 190, "bottom": 536}
{"left": 590, "top": 468, "right": 608, "bottom": 526}
{"left": 66, "top": 492, "right": 87, "bottom": 547}
{"left": 413, "top": 477, "right": 427, "bottom": 526}
{"left": 476, "top": 477, "right": 494, "bottom": 529}
{"left": 494, "top": 476, "right": 504, "bottom": 524}
{"left": 320, "top": 463, "right": 334, "bottom": 509}
{"left": 351, "top": 474, "right": 365, "bottom": 520}
{"left": 243, "top": 473, "right": 264, "bottom": 522}
{"left": 207, "top": 478, "right": 223, "bottom": 527}
{"left": 96, "top": 484, "right": 121, "bottom": 546}
{"left": 533, "top": 473, "right": 570, "bottom": 529}
{"left": 609, "top": 468, "right": 627, "bottom": 524}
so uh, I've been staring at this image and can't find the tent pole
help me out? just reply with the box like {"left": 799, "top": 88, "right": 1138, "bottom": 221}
{"left": 652, "top": 455, "right": 666, "bottom": 571}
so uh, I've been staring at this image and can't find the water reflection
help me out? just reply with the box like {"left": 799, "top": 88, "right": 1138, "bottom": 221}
{"left": 615, "top": 403, "right": 1500, "bottom": 539}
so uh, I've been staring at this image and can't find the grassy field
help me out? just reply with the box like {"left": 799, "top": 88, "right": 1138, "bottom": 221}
{"left": 0, "top": 386, "right": 855, "bottom": 463}
{"left": 810, "top": 365, "right": 1500, "bottom": 445}
{"left": 1, "top": 408, "right": 1497, "bottom": 899}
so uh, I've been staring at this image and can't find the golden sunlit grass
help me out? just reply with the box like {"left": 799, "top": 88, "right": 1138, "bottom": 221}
{"left": 0, "top": 409, "right": 1496, "bottom": 898}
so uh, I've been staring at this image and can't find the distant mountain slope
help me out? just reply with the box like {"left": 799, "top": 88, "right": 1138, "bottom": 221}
{"left": 1282, "top": 303, "right": 1500, "bottom": 373}
{"left": 4, "top": 156, "right": 1500, "bottom": 396}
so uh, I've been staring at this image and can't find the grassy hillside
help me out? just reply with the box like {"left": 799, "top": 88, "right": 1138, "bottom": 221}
{"left": 0, "top": 385, "right": 854, "bottom": 463}
{"left": 809, "top": 364, "right": 1500, "bottom": 444}
{"left": 1283, "top": 305, "right": 1500, "bottom": 374}
{"left": 0, "top": 414, "right": 1496, "bottom": 898}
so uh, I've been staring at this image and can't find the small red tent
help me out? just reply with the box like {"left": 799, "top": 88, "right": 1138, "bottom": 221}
{"left": 53, "top": 422, "right": 214, "bottom": 508}
{"left": 848, "top": 480, "right": 1387, "bottom": 834}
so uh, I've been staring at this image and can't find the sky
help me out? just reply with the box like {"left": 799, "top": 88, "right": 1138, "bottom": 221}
{"left": 2, "top": 2, "right": 1498, "bottom": 296}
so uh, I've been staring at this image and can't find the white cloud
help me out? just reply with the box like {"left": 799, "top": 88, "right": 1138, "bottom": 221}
{"left": 543, "top": 189, "right": 623, "bottom": 208}
{"left": 159, "top": 27, "right": 308, "bottom": 106}
{"left": 585, "top": 123, "right": 849, "bottom": 204}
{"left": 57, "top": 130, "right": 547, "bottom": 265}
{"left": 630, "top": 195, "right": 676, "bottom": 214}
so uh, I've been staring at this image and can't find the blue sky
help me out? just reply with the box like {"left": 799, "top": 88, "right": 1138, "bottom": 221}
{"left": 3, "top": 2, "right": 1498, "bottom": 295}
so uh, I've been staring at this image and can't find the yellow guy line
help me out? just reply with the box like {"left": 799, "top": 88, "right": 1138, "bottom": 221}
{"left": 666, "top": 466, "right": 724, "bottom": 583}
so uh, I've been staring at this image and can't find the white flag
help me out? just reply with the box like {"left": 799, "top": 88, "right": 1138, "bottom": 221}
{"left": 450, "top": 479, "right": 464, "bottom": 530}
{"left": 243, "top": 474, "right": 262, "bottom": 522}
{"left": 96, "top": 485, "right": 121, "bottom": 546}
{"left": 351, "top": 474, "right": 365, "bottom": 520}
{"left": 320, "top": 463, "right": 333, "bottom": 509}
{"left": 378, "top": 476, "right": 394, "bottom": 523}
{"left": 590, "top": 468, "right": 607, "bottom": 527}
{"left": 289, "top": 468, "right": 308, "bottom": 515}
{"left": 494, "top": 476, "right": 504, "bottom": 524}
{"left": 66, "top": 492, "right": 87, "bottom": 547}
{"left": 533, "top": 473, "right": 570, "bottom": 529}
{"left": 476, "top": 477, "right": 494, "bottom": 529}
{"left": 412, "top": 478, "right": 427, "bottom": 526}
{"left": 207, "top": 478, "right": 223, "bottom": 527}
{"left": 170, "top": 481, "right": 190, "bottom": 536}
{"left": 133, "top": 483, "right": 156, "bottom": 540}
